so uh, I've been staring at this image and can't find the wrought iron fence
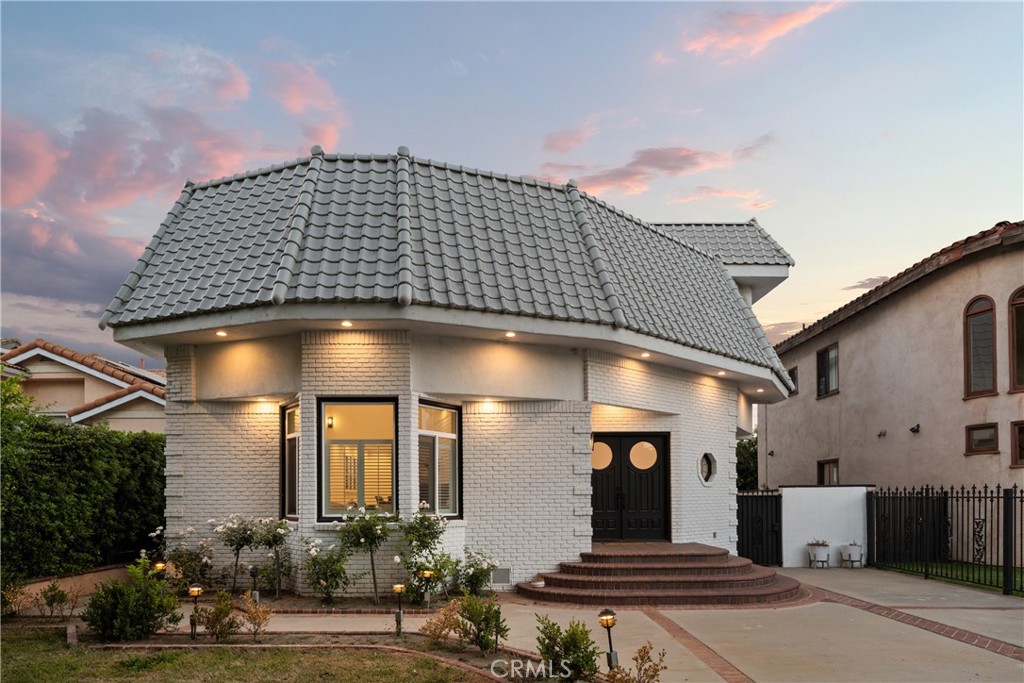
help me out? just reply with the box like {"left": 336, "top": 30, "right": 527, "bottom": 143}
{"left": 867, "top": 485, "right": 1022, "bottom": 595}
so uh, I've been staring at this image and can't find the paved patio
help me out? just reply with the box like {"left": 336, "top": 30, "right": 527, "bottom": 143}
{"left": 176, "top": 567, "right": 1023, "bottom": 682}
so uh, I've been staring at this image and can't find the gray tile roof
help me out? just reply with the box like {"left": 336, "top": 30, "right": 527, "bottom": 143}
{"left": 102, "top": 147, "right": 790, "bottom": 385}
{"left": 653, "top": 221, "right": 795, "bottom": 267}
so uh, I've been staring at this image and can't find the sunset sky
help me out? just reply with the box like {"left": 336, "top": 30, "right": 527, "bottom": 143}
{"left": 2, "top": 1, "right": 1021, "bottom": 366}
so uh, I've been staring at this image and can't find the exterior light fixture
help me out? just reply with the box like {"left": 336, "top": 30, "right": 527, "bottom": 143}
{"left": 215, "top": 330, "right": 228, "bottom": 337}
{"left": 717, "top": 371, "right": 726, "bottom": 376}
{"left": 877, "top": 430, "right": 887, "bottom": 438}
{"left": 598, "top": 608, "right": 618, "bottom": 670}
{"left": 249, "top": 565, "right": 260, "bottom": 602}
{"left": 640, "top": 352, "right": 651, "bottom": 358}
{"left": 418, "top": 569, "right": 435, "bottom": 608}
{"left": 504, "top": 331, "right": 516, "bottom": 338}
{"left": 393, "top": 583, "right": 406, "bottom": 635}
{"left": 756, "top": 388, "right": 765, "bottom": 393}
{"left": 188, "top": 584, "right": 204, "bottom": 640}
{"left": 154, "top": 561, "right": 166, "bottom": 573}
{"left": 909, "top": 424, "right": 920, "bottom": 434}
{"left": 341, "top": 320, "right": 353, "bottom": 328}
{"left": 327, "top": 416, "right": 334, "bottom": 429}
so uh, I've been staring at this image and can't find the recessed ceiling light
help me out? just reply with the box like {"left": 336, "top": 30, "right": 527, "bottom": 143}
{"left": 640, "top": 352, "right": 651, "bottom": 358}
{"left": 340, "top": 320, "right": 353, "bottom": 328}
{"left": 717, "top": 371, "right": 726, "bottom": 376}
{"left": 504, "top": 331, "right": 516, "bottom": 338}
{"left": 756, "top": 388, "right": 765, "bottom": 393}
{"left": 215, "top": 330, "right": 228, "bottom": 337}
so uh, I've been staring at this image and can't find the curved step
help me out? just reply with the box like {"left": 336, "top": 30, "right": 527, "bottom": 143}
{"left": 581, "top": 544, "right": 729, "bottom": 565}
{"left": 516, "top": 575, "right": 802, "bottom": 607}
{"left": 541, "top": 565, "right": 779, "bottom": 591}
{"left": 559, "top": 555, "right": 754, "bottom": 576}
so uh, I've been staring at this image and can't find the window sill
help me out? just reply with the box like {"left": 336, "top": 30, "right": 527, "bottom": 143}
{"left": 1008, "top": 387, "right": 1024, "bottom": 394}
{"left": 964, "top": 450, "right": 1000, "bottom": 457}
{"left": 962, "top": 391, "right": 998, "bottom": 401}
{"left": 816, "top": 390, "right": 839, "bottom": 400}
{"left": 1010, "top": 463, "right": 1024, "bottom": 469}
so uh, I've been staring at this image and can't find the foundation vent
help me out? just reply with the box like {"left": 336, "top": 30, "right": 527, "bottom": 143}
{"left": 491, "top": 567, "right": 512, "bottom": 585}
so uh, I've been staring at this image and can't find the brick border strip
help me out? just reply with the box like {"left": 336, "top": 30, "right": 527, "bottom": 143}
{"left": 822, "top": 591, "right": 1024, "bottom": 662}
{"left": 641, "top": 608, "right": 753, "bottom": 683}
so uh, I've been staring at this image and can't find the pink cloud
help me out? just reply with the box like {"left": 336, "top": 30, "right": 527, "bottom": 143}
{"left": 543, "top": 119, "right": 601, "bottom": 154}
{"left": 209, "top": 60, "right": 250, "bottom": 105}
{"left": 145, "top": 46, "right": 251, "bottom": 109}
{"left": 684, "top": 2, "right": 842, "bottom": 64}
{"left": 762, "top": 321, "right": 808, "bottom": 345}
{"left": 1, "top": 117, "right": 67, "bottom": 207}
{"left": 267, "top": 61, "right": 345, "bottom": 117}
{"left": 651, "top": 50, "right": 675, "bottom": 65}
{"left": 668, "top": 185, "right": 776, "bottom": 211}
{"left": 302, "top": 121, "right": 342, "bottom": 152}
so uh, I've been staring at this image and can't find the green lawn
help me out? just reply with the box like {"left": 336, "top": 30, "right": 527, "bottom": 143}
{"left": 0, "top": 628, "right": 491, "bottom": 683}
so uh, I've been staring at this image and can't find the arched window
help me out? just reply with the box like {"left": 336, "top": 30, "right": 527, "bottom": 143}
{"left": 964, "top": 296, "right": 996, "bottom": 397}
{"left": 1011, "top": 287, "right": 1024, "bottom": 392}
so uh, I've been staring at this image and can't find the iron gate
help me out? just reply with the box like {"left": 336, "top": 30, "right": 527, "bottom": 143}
{"left": 737, "top": 491, "right": 782, "bottom": 566}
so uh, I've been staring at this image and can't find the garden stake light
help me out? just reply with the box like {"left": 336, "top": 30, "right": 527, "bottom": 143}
{"left": 188, "top": 584, "right": 204, "bottom": 640}
{"left": 418, "top": 569, "right": 434, "bottom": 609}
{"left": 249, "top": 564, "right": 259, "bottom": 602}
{"left": 154, "top": 561, "right": 166, "bottom": 573}
{"left": 599, "top": 608, "right": 618, "bottom": 670}
{"left": 392, "top": 583, "right": 405, "bottom": 635}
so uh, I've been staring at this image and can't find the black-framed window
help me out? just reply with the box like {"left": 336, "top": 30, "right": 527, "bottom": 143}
{"left": 816, "top": 344, "right": 838, "bottom": 398}
{"left": 965, "top": 423, "right": 999, "bottom": 456}
{"left": 1010, "top": 288, "right": 1024, "bottom": 393}
{"left": 319, "top": 399, "right": 397, "bottom": 519}
{"left": 418, "top": 402, "right": 460, "bottom": 516}
{"left": 817, "top": 459, "right": 838, "bottom": 485}
{"left": 281, "top": 405, "right": 299, "bottom": 519}
{"left": 788, "top": 366, "right": 799, "bottom": 395}
{"left": 964, "top": 296, "right": 996, "bottom": 397}
{"left": 1012, "top": 421, "right": 1024, "bottom": 468}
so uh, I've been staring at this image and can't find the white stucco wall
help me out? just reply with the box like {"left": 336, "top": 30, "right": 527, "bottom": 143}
{"left": 195, "top": 335, "right": 301, "bottom": 400}
{"left": 780, "top": 486, "right": 868, "bottom": 567}
{"left": 760, "top": 248, "right": 1024, "bottom": 489}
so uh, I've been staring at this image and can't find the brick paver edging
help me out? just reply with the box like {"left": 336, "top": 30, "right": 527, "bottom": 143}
{"left": 641, "top": 608, "right": 753, "bottom": 683}
{"left": 822, "top": 590, "right": 1024, "bottom": 662}
{"left": 90, "top": 642, "right": 503, "bottom": 681}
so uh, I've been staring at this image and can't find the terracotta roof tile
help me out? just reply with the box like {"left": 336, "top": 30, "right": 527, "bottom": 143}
{"left": 0, "top": 339, "right": 165, "bottom": 388}
{"left": 66, "top": 383, "right": 166, "bottom": 418}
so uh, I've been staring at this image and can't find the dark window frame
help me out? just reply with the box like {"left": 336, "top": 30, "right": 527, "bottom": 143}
{"left": 1010, "top": 287, "right": 1024, "bottom": 393}
{"left": 963, "top": 296, "right": 997, "bottom": 399}
{"left": 964, "top": 423, "right": 999, "bottom": 456}
{"left": 1012, "top": 421, "right": 1024, "bottom": 468}
{"left": 817, "top": 458, "right": 839, "bottom": 485}
{"left": 280, "top": 403, "right": 300, "bottom": 520}
{"left": 787, "top": 366, "right": 799, "bottom": 395}
{"left": 816, "top": 344, "right": 839, "bottom": 398}
{"left": 417, "top": 399, "right": 464, "bottom": 519}
{"left": 316, "top": 397, "right": 399, "bottom": 523}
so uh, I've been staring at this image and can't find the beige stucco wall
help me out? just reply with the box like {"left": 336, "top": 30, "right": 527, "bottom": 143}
{"left": 195, "top": 334, "right": 301, "bottom": 400}
{"left": 759, "top": 247, "right": 1024, "bottom": 488}
{"left": 81, "top": 396, "right": 167, "bottom": 433}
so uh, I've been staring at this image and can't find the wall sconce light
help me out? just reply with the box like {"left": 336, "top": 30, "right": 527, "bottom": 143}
{"left": 909, "top": 424, "right": 920, "bottom": 434}
{"left": 327, "top": 416, "right": 334, "bottom": 429}
{"left": 598, "top": 608, "right": 618, "bottom": 670}
{"left": 392, "top": 583, "right": 405, "bottom": 635}
{"left": 504, "top": 331, "right": 516, "bottom": 338}
{"left": 877, "top": 430, "right": 887, "bottom": 438}
{"left": 768, "top": 450, "right": 775, "bottom": 457}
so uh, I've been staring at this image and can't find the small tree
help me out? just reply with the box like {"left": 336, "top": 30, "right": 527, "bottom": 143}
{"left": 210, "top": 515, "right": 258, "bottom": 592}
{"left": 338, "top": 510, "right": 392, "bottom": 605}
{"left": 253, "top": 518, "right": 291, "bottom": 598}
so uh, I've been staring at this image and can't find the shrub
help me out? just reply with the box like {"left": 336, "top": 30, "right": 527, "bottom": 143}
{"left": 209, "top": 515, "right": 259, "bottom": 592}
{"left": 81, "top": 557, "right": 181, "bottom": 641}
{"left": 195, "top": 590, "right": 240, "bottom": 643}
{"left": 459, "top": 549, "right": 498, "bottom": 596}
{"left": 253, "top": 518, "right": 292, "bottom": 598}
{"left": 303, "top": 537, "right": 353, "bottom": 603}
{"left": 535, "top": 614, "right": 600, "bottom": 682}
{"left": 455, "top": 594, "right": 508, "bottom": 653}
{"left": 162, "top": 527, "right": 214, "bottom": 593}
{"left": 337, "top": 510, "right": 393, "bottom": 605}
{"left": 396, "top": 511, "right": 449, "bottom": 604}
{"left": 605, "top": 642, "right": 668, "bottom": 683}
{"left": 239, "top": 590, "right": 273, "bottom": 642}
{"left": 419, "top": 598, "right": 463, "bottom": 645}
{"left": 33, "top": 580, "right": 80, "bottom": 620}
{"left": 1, "top": 583, "right": 28, "bottom": 617}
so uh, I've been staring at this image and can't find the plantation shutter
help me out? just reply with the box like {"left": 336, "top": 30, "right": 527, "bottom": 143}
{"left": 327, "top": 442, "right": 359, "bottom": 514}
{"left": 437, "top": 437, "right": 456, "bottom": 514}
{"left": 363, "top": 442, "right": 393, "bottom": 510}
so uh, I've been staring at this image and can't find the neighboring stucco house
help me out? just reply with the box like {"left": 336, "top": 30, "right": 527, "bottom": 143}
{"left": 1, "top": 338, "right": 166, "bottom": 432}
{"left": 758, "top": 221, "right": 1024, "bottom": 489}
{"left": 101, "top": 146, "right": 793, "bottom": 591}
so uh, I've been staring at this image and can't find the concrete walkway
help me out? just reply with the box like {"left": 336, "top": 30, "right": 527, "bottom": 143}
{"left": 176, "top": 568, "right": 1023, "bottom": 682}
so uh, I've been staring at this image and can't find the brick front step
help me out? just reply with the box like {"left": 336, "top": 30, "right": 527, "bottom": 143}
{"left": 541, "top": 565, "right": 779, "bottom": 591}
{"left": 559, "top": 555, "right": 754, "bottom": 576}
{"left": 516, "top": 575, "right": 802, "bottom": 606}
{"left": 518, "top": 542, "right": 803, "bottom": 607}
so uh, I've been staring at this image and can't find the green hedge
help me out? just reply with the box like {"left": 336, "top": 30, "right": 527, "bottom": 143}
{"left": 1, "top": 378, "right": 165, "bottom": 587}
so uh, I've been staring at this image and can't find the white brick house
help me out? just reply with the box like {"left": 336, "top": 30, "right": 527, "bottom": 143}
{"left": 102, "top": 147, "right": 794, "bottom": 593}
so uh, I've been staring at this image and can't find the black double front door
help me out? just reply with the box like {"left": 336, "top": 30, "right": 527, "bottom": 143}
{"left": 591, "top": 434, "right": 668, "bottom": 541}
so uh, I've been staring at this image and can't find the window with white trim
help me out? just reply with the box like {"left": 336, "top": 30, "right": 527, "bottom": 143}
{"left": 418, "top": 403, "right": 459, "bottom": 516}
{"left": 320, "top": 401, "right": 395, "bottom": 518}
{"left": 282, "top": 405, "right": 299, "bottom": 518}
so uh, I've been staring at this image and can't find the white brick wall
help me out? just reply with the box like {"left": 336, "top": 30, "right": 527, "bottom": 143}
{"left": 587, "top": 351, "right": 739, "bottom": 551}
{"left": 462, "top": 400, "right": 592, "bottom": 586}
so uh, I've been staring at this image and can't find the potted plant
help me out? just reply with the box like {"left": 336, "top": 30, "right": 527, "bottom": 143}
{"left": 807, "top": 539, "right": 830, "bottom": 566}
{"left": 530, "top": 573, "right": 545, "bottom": 588}
{"left": 844, "top": 540, "right": 863, "bottom": 564}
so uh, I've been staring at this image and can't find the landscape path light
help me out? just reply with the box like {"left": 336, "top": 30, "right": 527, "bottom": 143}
{"left": 153, "top": 561, "right": 166, "bottom": 573}
{"left": 418, "top": 569, "right": 435, "bottom": 609}
{"left": 249, "top": 564, "right": 260, "bottom": 602}
{"left": 392, "top": 583, "right": 405, "bottom": 635}
{"left": 598, "top": 608, "right": 618, "bottom": 670}
{"left": 188, "top": 584, "right": 204, "bottom": 640}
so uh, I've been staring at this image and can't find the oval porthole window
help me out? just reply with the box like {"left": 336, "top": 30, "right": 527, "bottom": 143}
{"left": 591, "top": 442, "right": 613, "bottom": 471}
{"left": 629, "top": 441, "right": 658, "bottom": 470}
{"left": 700, "top": 453, "right": 717, "bottom": 483}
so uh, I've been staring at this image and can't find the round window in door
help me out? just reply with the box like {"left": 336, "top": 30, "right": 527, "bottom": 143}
{"left": 591, "top": 442, "right": 613, "bottom": 470}
{"left": 629, "top": 441, "right": 658, "bottom": 470}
